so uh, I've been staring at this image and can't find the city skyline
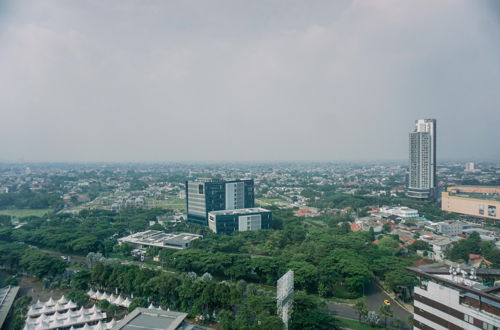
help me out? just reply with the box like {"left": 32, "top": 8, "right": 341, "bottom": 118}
{"left": 1, "top": 0, "right": 499, "bottom": 162}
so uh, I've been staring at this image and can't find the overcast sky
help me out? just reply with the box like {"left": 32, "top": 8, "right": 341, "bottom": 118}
{"left": 0, "top": 0, "right": 499, "bottom": 162}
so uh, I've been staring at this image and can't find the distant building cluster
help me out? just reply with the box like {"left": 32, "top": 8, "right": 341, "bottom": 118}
{"left": 111, "top": 195, "right": 146, "bottom": 211}
{"left": 186, "top": 178, "right": 272, "bottom": 233}
{"left": 118, "top": 230, "right": 202, "bottom": 250}
{"left": 293, "top": 207, "right": 321, "bottom": 217}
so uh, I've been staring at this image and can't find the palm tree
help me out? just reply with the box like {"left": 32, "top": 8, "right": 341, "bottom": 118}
{"left": 354, "top": 300, "right": 368, "bottom": 323}
{"left": 379, "top": 304, "right": 393, "bottom": 329}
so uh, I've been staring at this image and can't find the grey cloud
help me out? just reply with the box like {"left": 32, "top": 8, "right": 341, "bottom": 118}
{"left": 0, "top": 0, "right": 498, "bottom": 162}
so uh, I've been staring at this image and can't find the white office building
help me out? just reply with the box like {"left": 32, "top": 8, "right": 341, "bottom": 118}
{"left": 408, "top": 267, "right": 500, "bottom": 330}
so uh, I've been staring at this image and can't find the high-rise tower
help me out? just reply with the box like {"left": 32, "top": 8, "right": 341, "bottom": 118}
{"left": 408, "top": 119, "right": 437, "bottom": 199}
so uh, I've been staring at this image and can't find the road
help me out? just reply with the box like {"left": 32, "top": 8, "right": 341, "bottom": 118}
{"left": 326, "top": 282, "right": 411, "bottom": 329}
{"left": 40, "top": 247, "right": 411, "bottom": 328}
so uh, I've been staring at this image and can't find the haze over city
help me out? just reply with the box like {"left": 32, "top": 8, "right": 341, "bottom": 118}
{"left": 0, "top": 0, "right": 499, "bottom": 162}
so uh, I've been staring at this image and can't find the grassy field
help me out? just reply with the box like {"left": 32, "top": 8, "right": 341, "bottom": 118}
{"left": 0, "top": 208, "right": 52, "bottom": 219}
{"left": 337, "top": 316, "right": 396, "bottom": 330}
{"left": 153, "top": 196, "right": 186, "bottom": 212}
{"left": 256, "top": 198, "right": 286, "bottom": 206}
{"left": 304, "top": 218, "right": 328, "bottom": 228}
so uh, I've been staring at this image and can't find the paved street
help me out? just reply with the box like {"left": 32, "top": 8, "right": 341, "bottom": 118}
{"left": 326, "top": 282, "right": 411, "bottom": 329}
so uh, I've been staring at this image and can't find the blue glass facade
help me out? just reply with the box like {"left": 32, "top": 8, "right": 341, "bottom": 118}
{"left": 207, "top": 208, "right": 272, "bottom": 234}
{"left": 186, "top": 179, "right": 254, "bottom": 226}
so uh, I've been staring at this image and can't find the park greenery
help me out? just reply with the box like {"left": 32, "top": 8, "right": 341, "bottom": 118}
{"left": 0, "top": 204, "right": 425, "bottom": 329}
{"left": 449, "top": 232, "right": 500, "bottom": 266}
{"left": 1, "top": 185, "right": 498, "bottom": 329}
{"left": 0, "top": 186, "right": 63, "bottom": 210}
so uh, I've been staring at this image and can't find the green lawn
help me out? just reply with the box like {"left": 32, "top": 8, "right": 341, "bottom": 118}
{"left": 0, "top": 208, "right": 52, "bottom": 219}
{"left": 304, "top": 218, "right": 328, "bottom": 228}
{"left": 256, "top": 198, "right": 286, "bottom": 206}
{"left": 337, "top": 316, "right": 397, "bottom": 330}
{"left": 154, "top": 196, "right": 186, "bottom": 212}
{"left": 337, "top": 317, "right": 377, "bottom": 329}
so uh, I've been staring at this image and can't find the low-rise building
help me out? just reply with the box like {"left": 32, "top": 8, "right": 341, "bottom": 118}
{"left": 462, "top": 228, "right": 497, "bottom": 241}
{"left": 429, "top": 221, "right": 464, "bottom": 236}
{"left": 208, "top": 208, "right": 272, "bottom": 234}
{"left": 118, "top": 230, "right": 202, "bottom": 250}
{"left": 380, "top": 206, "right": 419, "bottom": 219}
{"left": 421, "top": 236, "right": 459, "bottom": 261}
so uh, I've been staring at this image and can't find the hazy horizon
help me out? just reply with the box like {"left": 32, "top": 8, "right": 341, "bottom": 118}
{"left": 1, "top": 0, "right": 499, "bottom": 162}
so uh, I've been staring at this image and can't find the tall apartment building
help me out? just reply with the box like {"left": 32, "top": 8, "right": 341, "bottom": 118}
{"left": 465, "top": 162, "right": 476, "bottom": 172}
{"left": 186, "top": 179, "right": 254, "bottom": 226}
{"left": 407, "top": 267, "right": 500, "bottom": 330}
{"left": 408, "top": 119, "right": 437, "bottom": 200}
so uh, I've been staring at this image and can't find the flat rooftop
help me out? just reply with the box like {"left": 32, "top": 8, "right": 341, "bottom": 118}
{"left": 118, "top": 230, "right": 202, "bottom": 250}
{"left": 407, "top": 267, "right": 500, "bottom": 302}
{"left": 0, "top": 286, "right": 20, "bottom": 329}
{"left": 208, "top": 207, "right": 270, "bottom": 216}
{"left": 112, "top": 307, "right": 212, "bottom": 330}
{"left": 447, "top": 186, "right": 500, "bottom": 202}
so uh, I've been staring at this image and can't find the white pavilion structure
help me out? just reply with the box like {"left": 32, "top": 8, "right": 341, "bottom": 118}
{"left": 23, "top": 295, "right": 116, "bottom": 330}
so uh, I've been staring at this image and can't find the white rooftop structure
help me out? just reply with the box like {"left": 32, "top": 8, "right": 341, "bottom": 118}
{"left": 118, "top": 230, "right": 202, "bottom": 250}
{"left": 87, "top": 289, "right": 132, "bottom": 309}
{"left": 24, "top": 296, "right": 112, "bottom": 330}
{"left": 379, "top": 206, "right": 419, "bottom": 219}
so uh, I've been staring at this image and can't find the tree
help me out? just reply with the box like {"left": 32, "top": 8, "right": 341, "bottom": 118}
{"left": 98, "top": 299, "right": 110, "bottom": 311}
{"left": 449, "top": 232, "right": 481, "bottom": 261}
{"left": 379, "top": 303, "right": 393, "bottom": 329}
{"left": 354, "top": 300, "right": 368, "bottom": 323}
{"left": 287, "top": 261, "right": 318, "bottom": 293}
{"left": 378, "top": 237, "right": 401, "bottom": 256}
{"left": 368, "top": 227, "right": 376, "bottom": 242}
{"left": 290, "top": 292, "right": 338, "bottom": 330}
{"left": 107, "top": 303, "right": 118, "bottom": 316}
{"left": 366, "top": 311, "right": 380, "bottom": 327}
{"left": 384, "top": 268, "right": 418, "bottom": 294}
{"left": 67, "top": 291, "right": 90, "bottom": 307}
{"left": 128, "top": 297, "right": 148, "bottom": 312}
{"left": 408, "top": 240, "right": 431, "bottom": 253}
{"left": 407, "top": 315, "right": 414, "bottom": 327}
